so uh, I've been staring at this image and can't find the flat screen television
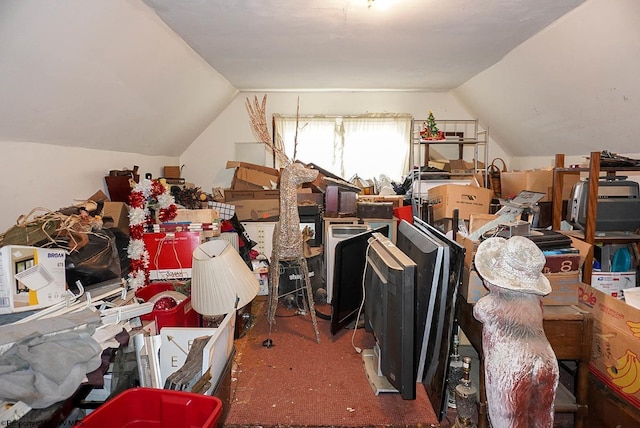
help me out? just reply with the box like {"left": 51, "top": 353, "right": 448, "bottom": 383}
{"left": 411, "top": 217, "right": 466, "bottom": 421}
{"left": 395, "top": 219, "right": 445, "bottom": 383}
{"left": 330, "top": 225, "right": 390, "bottom": 335}
{"left": 363, "top": 232, "right": 417, "bottom": 400}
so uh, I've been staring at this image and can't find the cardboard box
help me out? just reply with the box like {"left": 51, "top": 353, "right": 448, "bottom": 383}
{"left": 543, "top": 235, "right": 591, "bottom": 274}
{"left": 163, "top": 166, "right": 181, "bottom": 179}
{"left": 461, "top": 267, "right": 580, "bottom": 305}
{"left": 143, "top": 231, "right": 203, "bottom": 280}
{"left": 591, "top": 271, "right": 637, "bottom": 298}
{"left": 456, "top": 234, "right": 480, "bottom": 269}
{"left": 542, "top": 271, "right": 580, "bottom": 305}
{"left": 230, "top": 200, "right": 279, "bottom": 222}
{"left": 357, "top": 195, "right": 404, "bottom": 209}
{"left": 468, "top": 213, "right": 498, "bottom": 234}
{"left": 500, "top": 169, "right": 581, "bottom": 202}
{"left": 0, "top": 246, "right": 67, "bottom": 314}
{"left": 102, "top": 201, "right": 129, "bottom": 235}
{"left": 226, "top": 161, "right": 279, "bottom": 190}
{"left": 172, "top": 208, "right": 219, "bottom": 224}
{"left": 225, "top": 189, "right": 280, "bottom": 221}
{"left": 427, "top": 184, "right": 493, "bottom": 221}
{"left": 447, "top": 159, "right": 476, "bottom": 175}
{"left": 461, "top": 267, "right": 487, "bottom": 303}
{"left": 88, "top": 189, "right": 109, "bottom": 203}
{"left": 225, "top": 189, "right": 280, "bottom": 201}
{"left": 578, "top": 284, "right": 640, "bottom": 408}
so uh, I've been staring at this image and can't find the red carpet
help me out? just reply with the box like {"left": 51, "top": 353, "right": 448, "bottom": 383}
{"left": 223, "top": 297, "right": 440, "bottom": 427}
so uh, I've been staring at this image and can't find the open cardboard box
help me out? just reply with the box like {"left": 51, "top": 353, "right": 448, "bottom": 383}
{"left": 226, "top": 161, "right": 279, "bottom": 190}
{"left": 500, "top": 168, "right": 581, "bottom": 202}
{"left": 579, "top": 284, "right": 640, "bottom": 408}
{"left": 457, "top": 232, "right": 591, "bottom": 305}
{"left": 427, "top": 184, "right": 493, "bottom": 221}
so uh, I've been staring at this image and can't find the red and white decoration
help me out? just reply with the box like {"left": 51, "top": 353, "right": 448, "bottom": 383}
{"left": 127, "top": 179, "right": 178, "bottom": 289}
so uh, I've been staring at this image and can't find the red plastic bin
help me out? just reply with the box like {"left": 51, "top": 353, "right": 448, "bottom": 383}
{"left": 393, "top": 205, "right": 414, "bottom": 225}
{"left": 76, "top": 388, "right": 223, "bottom": 428}
{"left": 135, "top": 282, "right": 200, "bottom": 331}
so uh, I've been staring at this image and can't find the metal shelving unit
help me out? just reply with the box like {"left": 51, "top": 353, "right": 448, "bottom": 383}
{"left": 409, "top": 119, "right": 488, "bottom": 219}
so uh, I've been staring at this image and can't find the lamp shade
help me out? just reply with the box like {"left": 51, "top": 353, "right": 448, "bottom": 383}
{"left": 191, "top": 240, "right": 259, "bottom": 317}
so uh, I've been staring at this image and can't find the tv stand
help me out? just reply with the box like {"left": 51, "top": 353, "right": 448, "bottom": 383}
{"left": 361, "top": 348, "right": 399, "bottom": 396}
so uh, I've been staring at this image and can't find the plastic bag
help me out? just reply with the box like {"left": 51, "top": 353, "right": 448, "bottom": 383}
{"left": 65, "top": 229, "right": 122, "bottom": 289}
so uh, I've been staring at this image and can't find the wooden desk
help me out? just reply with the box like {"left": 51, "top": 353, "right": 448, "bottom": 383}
{"left": 457, "top": 298, "right": 593, "bottom": 428}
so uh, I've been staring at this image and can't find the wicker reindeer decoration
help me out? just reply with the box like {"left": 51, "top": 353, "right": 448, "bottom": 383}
{"left": 245, "top": 95, "right": 320, "bottom": 343}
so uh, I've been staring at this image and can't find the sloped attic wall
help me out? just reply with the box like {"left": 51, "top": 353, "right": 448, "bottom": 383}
{"left": 0, "top": 0, "right": 237, "bottom": 156}
{"left": 0, "top": 0, "right": 237, "bottom": 229}
{"left": 453, "top": 0, "right": 640, "bottom": 170}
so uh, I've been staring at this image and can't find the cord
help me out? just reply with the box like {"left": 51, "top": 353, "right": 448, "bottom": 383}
{"left": 351, "top": 233, "right": 382, "bottom": 354}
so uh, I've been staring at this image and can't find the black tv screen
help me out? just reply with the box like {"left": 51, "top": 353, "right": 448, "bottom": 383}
{"left": 330, "top": 225, "right": 389, "bottom": 335}
{"left": 395, "top": 220, "right": 444, "bottom": 382}
{"left": 363, "top": 232, "right": 417, "bottom": 400}
{"left": 412, "top": 217, "right": 465, "bottom": 421}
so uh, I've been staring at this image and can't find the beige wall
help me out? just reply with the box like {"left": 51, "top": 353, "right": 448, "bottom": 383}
{"left": 0, "top": 141, "right": 177, "bottom": 229}
{"left": 180, "top": 90, "right": 509, "bottom": 192}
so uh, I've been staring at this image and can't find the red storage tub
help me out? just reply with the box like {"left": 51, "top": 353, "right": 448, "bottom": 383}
{"left": 393, "top": 205, "right": 414, "bottom": 225}
{"left": 76, "top": 388, "right": 223, "bottom": 428}
{"left": 135, "top": 282, "right": 200, "bottom": 331}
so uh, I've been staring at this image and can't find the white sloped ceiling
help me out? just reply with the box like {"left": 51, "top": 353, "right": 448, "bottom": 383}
{"left": 0, "top": 0, "right": 237, "bottom": 156}
{"left": 5, "top": 0, "right": 639, "bottom": 161}
{"left": 454, "top": 0, "right": 640, "bottom": 158}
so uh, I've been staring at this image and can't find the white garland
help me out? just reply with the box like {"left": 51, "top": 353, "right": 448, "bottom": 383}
{"left": 126, "top": 178, "right": 176, "bottom": 289}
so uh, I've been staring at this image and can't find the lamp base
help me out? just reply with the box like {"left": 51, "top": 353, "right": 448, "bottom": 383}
{"left": 202, "top": 314, "right": 226, "bottom": 328}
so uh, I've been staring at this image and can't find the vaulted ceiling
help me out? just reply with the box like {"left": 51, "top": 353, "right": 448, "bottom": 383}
{"left": 2, "top": 0, "right": 639, "bottom": 159}
{"left": 141, "top": 0, "right": 584, "bottom": 91}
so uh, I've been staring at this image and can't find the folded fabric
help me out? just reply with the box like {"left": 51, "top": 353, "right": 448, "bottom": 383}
{"left": 0, "top": 326, "right": 103, "bottom": 408}
{"left": 0, "top": 309, "right": 101, "bottom": 348}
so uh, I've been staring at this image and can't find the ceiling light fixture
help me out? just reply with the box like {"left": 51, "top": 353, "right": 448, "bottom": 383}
{"left": 367, "top": 0, "right": 397, "bottom": 11}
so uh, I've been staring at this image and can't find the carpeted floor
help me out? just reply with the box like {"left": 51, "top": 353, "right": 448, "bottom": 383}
{"left": 223, "top": 296, "right": 442, "bottom": 428}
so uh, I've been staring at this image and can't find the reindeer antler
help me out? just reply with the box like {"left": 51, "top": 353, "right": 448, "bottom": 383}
{"left": 245, "top": 94, "right": 291, "bottom": 166}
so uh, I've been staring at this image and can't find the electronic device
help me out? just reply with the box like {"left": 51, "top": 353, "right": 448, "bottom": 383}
{"left": 325, "top": 224, "right": 370, "bottom": 303}
{"left": 329, "top": 225, "right": 389, "bottom": 335}
{"left": 395, "top": 220, "right": 446, "bottom": 384}
{"left": 567, "top": 177, "right": 640, "bottom": 232}
{"left": 362, "top": 232, "right": 417, "bottom": 400}
{"left": 410, "top": 217, "right": 465, "bottom": 421}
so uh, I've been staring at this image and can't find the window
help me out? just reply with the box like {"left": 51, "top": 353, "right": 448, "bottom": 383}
{"left": 273, "top": 114, "right": 412, "bottom": 182}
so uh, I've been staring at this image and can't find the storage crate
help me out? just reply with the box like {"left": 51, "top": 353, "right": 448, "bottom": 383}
{"left": 135, "top": 282, "right": 200, "bottom": 331}
{"left": 76, "top": 388, "right": 222, "bottom": 428}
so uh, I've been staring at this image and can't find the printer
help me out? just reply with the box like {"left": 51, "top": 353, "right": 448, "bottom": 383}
{"left": 567, "top": 177, "right": 640, "bottom": 232}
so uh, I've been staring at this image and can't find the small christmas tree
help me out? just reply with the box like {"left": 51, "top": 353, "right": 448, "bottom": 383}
{"left": 421, "top": 110, "right": 443, "bottom": 140}
{"left": 426, "top": 111, "right": 438, "bottom": 137}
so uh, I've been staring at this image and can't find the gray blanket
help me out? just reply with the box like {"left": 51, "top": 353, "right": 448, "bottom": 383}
{"left": 0, "top": 310, "right": 103, "bottom": 408}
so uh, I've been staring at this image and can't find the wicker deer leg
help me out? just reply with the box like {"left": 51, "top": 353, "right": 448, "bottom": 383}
{"left": 267, "top": 253, "right": 281, "bottom": 328}
{"left": 298, "top": 256, "right": 320, "bottom": 343}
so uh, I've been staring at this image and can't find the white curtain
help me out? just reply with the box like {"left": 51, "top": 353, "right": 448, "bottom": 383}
{"left": 273, "top": 113, "right": 412, "bottom": 182}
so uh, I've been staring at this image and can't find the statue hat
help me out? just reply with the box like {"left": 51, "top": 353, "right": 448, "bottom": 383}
{"left": 474, "top": 235, "right": 551, "bottom": 296}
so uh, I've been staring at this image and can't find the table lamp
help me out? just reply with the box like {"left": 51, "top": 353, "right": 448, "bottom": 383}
{"left": 191, "top": 240, "right": 259, "bottom": 326}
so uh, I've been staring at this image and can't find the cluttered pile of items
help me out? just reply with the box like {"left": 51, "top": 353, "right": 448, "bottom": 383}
{"left": 0, "top": 142, "right": 410, "bottom": 426}
{"left": 0, "top": 165, "right": 262, "bottom": 426}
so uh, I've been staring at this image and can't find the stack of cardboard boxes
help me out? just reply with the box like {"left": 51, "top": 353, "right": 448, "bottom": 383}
{"left": 457, "top": 228, "right": 592, "bottom": 306}
{"left": 579, "top": 283, "right": 640, "bottom": 411}
{"left": 224, "top": 161, "right": 281, "bottom": 222}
